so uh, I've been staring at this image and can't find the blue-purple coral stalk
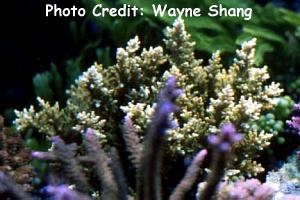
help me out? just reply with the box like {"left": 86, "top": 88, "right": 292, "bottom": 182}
{"left": 208, "top": 123, "right": 242, "bottom": 152}
{"left": 199, "top": 123, "right": 242, "bottom": 200}
{"left": 152, "top": 76, "right": 182, "bottom": 135}
{"left": 50, "top": 136, "right": 89, "bottom": 193}
{"left": 137, "top": 76, "right": 182, "bottom": 200}
{"left": 84, "top": 128, "right": 121, "bottom": 200}
{"left": 170, "top": 149, "right": 207, "bottom": 200}
{"left": 44, "top": 185, "right": 91, "bottom": 200}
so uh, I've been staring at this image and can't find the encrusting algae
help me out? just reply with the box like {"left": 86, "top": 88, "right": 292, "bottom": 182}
{"left": 15, "top": 18, "right": 283, "bottom": 177}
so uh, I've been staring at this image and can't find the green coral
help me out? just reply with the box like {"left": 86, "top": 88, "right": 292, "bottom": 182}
{"left": 252, "top": 96, "right": 294, "bottom": 135}
{"left": 14, "top": 18, "right": 282, "bottom": 177}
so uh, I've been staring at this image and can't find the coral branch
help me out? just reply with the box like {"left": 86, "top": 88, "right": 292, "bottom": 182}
{"left": 122, "top": 114, "right": 142, "bottom": 169}
{"left": 45, "top": 185, "right": 91, "bottom": 200}
{"left": 51, "top": 136, "right": 89, "bottom": 193}
{"left": 199, "top": 123, "right": 242, "bottom": 200}
{"left": 137, "top": 76, "right": 182, "bottom": 200}
{"left": 0, "top": 172, "right": 30, "bottom": 200}
{"left": 31, "top": 151, "right": 93, "bottom": 163}
{"left": 84, "top": 128, "right": 120, "bottom": 200}
{"left": 170, "top": 149, "right": 207, "bottom": 200}
{"left": 31, "top": 151, "right": 57, "bottom": 161}
{"left": 109, "top": 147, "right": 128, "bottom": 200}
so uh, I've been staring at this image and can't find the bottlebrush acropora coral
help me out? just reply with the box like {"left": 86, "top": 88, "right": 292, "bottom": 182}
{"left": 14, "top": 18, "right": 283, "bottom": 177}
{"left": 29, "top": 78, "right": 242, "bottom": 200}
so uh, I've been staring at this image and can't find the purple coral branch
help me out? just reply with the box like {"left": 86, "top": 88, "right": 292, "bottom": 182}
{"left": 84, "top": 128, "right": 121, "bottom": 200}
{"left": 170, "top": 149, "right": 207, "bottom": 200}
{"left": 0, "top": 172, "right": 30, "bottom": 200}
{"left": 44, "top": 185, "right": 91, "bottom": 200}
{"left": 122, "top": 114, "right": 142, "bottom": 169}
{"left": 51, "top": 136, "right": 90, "bottom": 193}
{"left": 27, "top": 78, "right": 249, "bottom": 200}
{"left": 286, "top": 103, "right": 300, "bottom": 135}
{"left": 137, "top": 76, "right": 182, "bottom": 200}
{"left": 199, "top": 123, "right": 242, "bottom": 200}
{"left": 31, "top": 151, "right": 94, "bottom": 163}
{"left": 31, "top": 151, "right": 57, "bottom": 161}
{"left": 109, "top": 147, "right": 128, "bottom": 200}
{"left": 151, "top": 76, "right": 182, "bottom": 135}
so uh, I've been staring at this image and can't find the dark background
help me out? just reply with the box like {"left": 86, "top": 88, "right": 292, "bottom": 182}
{"left": 0, "top": 0, "right": 85, "bottom": 114}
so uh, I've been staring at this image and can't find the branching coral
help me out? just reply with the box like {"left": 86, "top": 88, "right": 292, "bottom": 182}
{"left": 27, "top": 77, "right": 228, "bottom": 199}
{"left": 122, "top": 115, "right": 142, "bottom": 169}
{"left": 0, "top": 172, "right": 31, "bottom": 200}
{"left": 84, "top": 128, "right": 122, "bottom": 200}
{"left": 51, "top": 136, "right": 90, "bottom": 193}
{"left": 215, "top": 179, "right": 275, "bottom": 200}
{"left": 0, "top": 116, "right": 33, "bottom": 192}
{"left": 136, "top": 76, "right": 182, "bottom": 200}
{"left": 14, "top": 18, "right": 282, "bottom": 177}
{"left": 29, "top": 77, "right": 204, "bottom": 199}
{"left": 2, "top": 78, "right": 289, "bottom": 199}
{"left": 44, "top": 185, "right": 91, "bottom": 200}
{"left": 169, "top": 149, "right": 207, "bottom": 200}
{"left": 198, "top": 123, "right": 242, "bottom": 200}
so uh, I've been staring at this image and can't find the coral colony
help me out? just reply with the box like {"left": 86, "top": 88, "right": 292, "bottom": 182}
{"left": 0, "top": 18, "right": 296, "bottom": 199}
{"left": 15, "top": 18, "right": 282, "bottom": 177}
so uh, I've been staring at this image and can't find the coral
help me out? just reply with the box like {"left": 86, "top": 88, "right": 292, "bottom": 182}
{"left": 251, "top": 96, "right": 294, "bottom": 138}
{"left": 2, "top": 79, "right": 286, "bottom": 199}
{"left": 30, "top": 77, "right": 206, "bottom": 199}
{"left": 84, "top": 128, "right": 122, "bottom": 200}
{"left": 198, "top": 123, "right": 242, "bottom": 200}
{"left": 266, "top": 152, "right": 300, "bottom": 199}
{"left": 274, "top": 96, "right": 295, "bottom": 120}
{"left": 14, "top": 18, "right": 283, "bottom": 176}
{"left": 169, "top": 149, "right": 207, "bottom": 200}
{"left": 0, "top": 172, "right": 30, "bottom": 200}
{"left": 51, "top": 136, "right": 90, "bottom": 193}
{"left": 254, "top": 112, "right": 284, "bottom": 137}
{"left": 0, "top": 116, "right": 33, "bottom": 192}
{"left": 215, "top": 179, "right": 275, "bottom": 200}
{"left": 44, "top": 185, "right": 91, "bottom": 200}
{"left": 122, "top": 115, "right": 142, "bottom": 169}
{"left": 30, "top": 78, "right": 241, "bottom": 199}
{"left": 31, "top": 136, "right": 113, "bottom": 198}
{"left": 287, "top": 103, "right": 300, "bottom": 135}
{"left": 136, "top": 76, "right": 182, "bottom": 200}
